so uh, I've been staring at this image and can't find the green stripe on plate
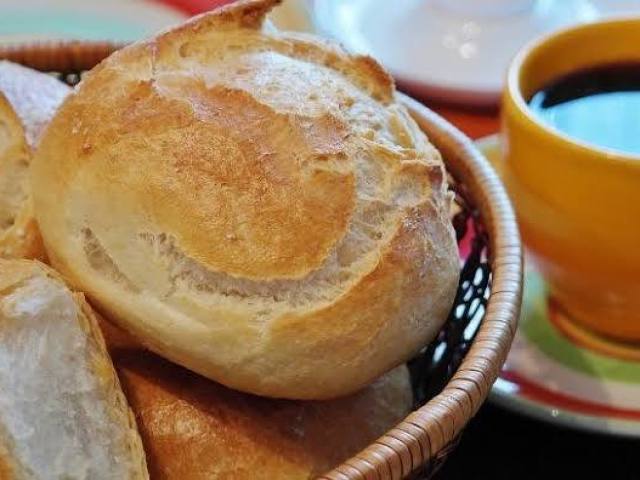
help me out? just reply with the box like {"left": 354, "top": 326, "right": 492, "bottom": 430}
{"left": 520, "top": 269, "right": 640, "bottom": 384}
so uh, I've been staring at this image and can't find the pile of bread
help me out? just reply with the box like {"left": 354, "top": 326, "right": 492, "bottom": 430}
{"left": 0, "top": 0, "right": 459, "bottom": 478}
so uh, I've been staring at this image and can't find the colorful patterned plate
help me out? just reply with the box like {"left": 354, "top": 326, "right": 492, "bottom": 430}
{"left": 478, "top": 134, "right": 640, "bottom": 437}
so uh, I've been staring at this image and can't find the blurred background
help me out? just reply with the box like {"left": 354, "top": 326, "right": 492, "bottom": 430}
{"left": 0, "top": 0, "right": 289, "bottom": 42}
{"left": 2, "top": 0, "right": 639, "bottom": 107}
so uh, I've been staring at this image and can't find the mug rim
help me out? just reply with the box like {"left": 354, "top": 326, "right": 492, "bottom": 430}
{"left": 506, "top": 16, "right": 640, "bottom": 165}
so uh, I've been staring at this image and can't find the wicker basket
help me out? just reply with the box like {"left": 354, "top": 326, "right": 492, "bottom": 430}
{"left": 0, "top": 41, "right": 523, "bottom": 480}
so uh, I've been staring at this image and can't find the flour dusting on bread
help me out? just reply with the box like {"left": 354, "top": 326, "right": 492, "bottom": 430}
{"left": 32, "top": 0, "right": 459, "bottom": 399}
{"left": 0, "top": 260, "right": 148, "bottom": 479}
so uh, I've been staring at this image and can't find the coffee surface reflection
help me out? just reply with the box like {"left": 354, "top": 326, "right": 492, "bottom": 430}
{"left": 529, "top": 63, "right": 640, "bottom": 156}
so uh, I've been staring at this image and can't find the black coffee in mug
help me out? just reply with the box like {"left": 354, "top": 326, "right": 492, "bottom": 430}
{"left": 528, "top": 62, "right": 640, "bottom": 156}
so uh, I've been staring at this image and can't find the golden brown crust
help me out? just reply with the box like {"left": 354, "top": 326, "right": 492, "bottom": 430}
{"left": 0, "top": 447, "right": 19, "bottom": 480}
{"left": 32, "top": 0, "right": 458, "bottom": 399}
{"left": 0, "top": 62, "right": 70, "bottom": 261}
{"left": 0, "top": 201, "right": 45, "bottom": 260}
{"left": 109, "top": 343, "right": 412, "bottom": 480}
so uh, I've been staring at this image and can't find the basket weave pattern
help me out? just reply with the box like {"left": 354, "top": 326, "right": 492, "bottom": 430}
{"left": 0, "top": 41, "right": 523, "bottom": 480}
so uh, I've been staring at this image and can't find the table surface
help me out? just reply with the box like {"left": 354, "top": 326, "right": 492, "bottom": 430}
{"left": 429, "top": 103, "right": 640, "bottom": 480}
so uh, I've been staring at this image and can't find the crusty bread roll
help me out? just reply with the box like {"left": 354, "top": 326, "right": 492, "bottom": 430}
{"left": 0, "top": 260, "right": 148, "bottom": 479}
{"left": 31, "top": 0, "right": 459, "bottom": 399}
{"left": 0, "top": 62, "right": 70, "bottom": 260}
{"left": 104, "top": 327, "right": 412, "bottom": 480}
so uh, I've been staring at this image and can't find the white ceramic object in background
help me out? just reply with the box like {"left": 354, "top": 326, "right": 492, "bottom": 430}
{"left": 311, "top": 0, "right": 640, "bottom": 106}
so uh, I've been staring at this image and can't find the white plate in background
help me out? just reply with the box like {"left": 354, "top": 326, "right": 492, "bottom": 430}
{"left": 311, "top": 0, "right": 640, "bottom": 106}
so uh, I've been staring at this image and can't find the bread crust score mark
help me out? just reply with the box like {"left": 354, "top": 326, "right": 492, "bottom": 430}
{"left": 32, "top": 0, "right": 459, "bottom": 399}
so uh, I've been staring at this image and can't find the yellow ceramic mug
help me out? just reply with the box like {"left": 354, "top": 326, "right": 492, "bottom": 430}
{"left": 502, "top": 18, "right": 640, "bottom": 343}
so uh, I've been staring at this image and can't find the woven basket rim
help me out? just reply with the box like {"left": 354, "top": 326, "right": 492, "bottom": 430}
{"left": 323, "top": 96, "right": 523, "bottom": 479}
{"left": 324, "top": 95, "right": 523, "bottom": 479}
{"left": 0, "top": 40, "right": 523, "bottom": 480}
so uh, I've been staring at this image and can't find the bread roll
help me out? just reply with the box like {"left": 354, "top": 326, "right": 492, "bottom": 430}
{"left": 0, "top": 260, "right": 148, "bottom": 479}
{"left": 31, "top": 0, "right": 459, "bottom": 399}
{"left": 0, "top": 62, "right": 70, "bottom": 260}
{"left": 106, "top": 333, "right": 412, "bottom": 480}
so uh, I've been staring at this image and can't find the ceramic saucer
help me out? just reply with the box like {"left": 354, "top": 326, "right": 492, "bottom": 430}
{"left": 478, "top": 134, "right": 640, "bottom": 437}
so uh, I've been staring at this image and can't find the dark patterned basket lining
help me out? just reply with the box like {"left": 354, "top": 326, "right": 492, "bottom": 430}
{"left": 409, "top": 188, "right": 490, "bottom": 409}
{"left": 51, "top": 67, "right": 491, "bottom": 480}
{"left": 409, "top": 180, "right": 490, "bottom": 479}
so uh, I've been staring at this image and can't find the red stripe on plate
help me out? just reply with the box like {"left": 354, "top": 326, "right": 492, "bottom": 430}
{"left": 500, "top": 370, "right": 640, "bottom": 421}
